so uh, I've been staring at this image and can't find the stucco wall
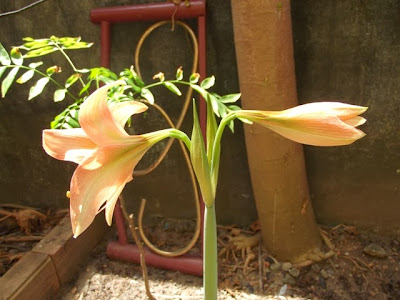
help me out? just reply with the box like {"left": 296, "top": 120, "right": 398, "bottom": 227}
{"left": 292, "top": 0, "right": 400, "bottom": 231}
{"left": 0, "top": 0, "right": 256, "bottom": 225}
{"left": 0, "top": 0, "right": 399, "bottom": 231}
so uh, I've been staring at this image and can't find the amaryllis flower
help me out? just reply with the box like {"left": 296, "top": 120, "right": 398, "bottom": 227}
{"left": 43, "top": 81, "right": 180, "bottom": 237}
{"left": 235, "top": 102, "right": 367, "bottom": 146}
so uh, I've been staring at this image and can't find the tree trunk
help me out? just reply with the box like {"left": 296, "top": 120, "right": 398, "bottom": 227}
{"left": 231, "top": 0, "right": 322, "bottom": 262}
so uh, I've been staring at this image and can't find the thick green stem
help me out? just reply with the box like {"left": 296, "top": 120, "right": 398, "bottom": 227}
{"left": 204, "top": 203, "right": 218, "bottom": 300}
{"left": 168, "top": 128, "right": 191, "bottom": 151}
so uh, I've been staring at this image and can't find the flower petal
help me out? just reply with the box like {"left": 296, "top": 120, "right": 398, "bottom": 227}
{"left": 109, "top": 100, "right": 148, "bottom": 130}
{"left": 262, "top": 118, "right": 366, "bottom": 146}
{"left": 235, "top": 101, "right": 367, "bottom": 146}
{"left": 42, "top": 128, "right": 97, "bottom": 164}
{"left": 343, "top": 116, "right": 366, "bottom": 127}
{"left": 79, "top": 81, "right": 129, "bottom": 145}
{"left": 70, "top": 128, "right": 176, "bottom": 236}
{"left": 282, "top": 102, "right": 368, "bottom": 120}
{"left": 70, "top": 145, "right": 148, "bottom": 237}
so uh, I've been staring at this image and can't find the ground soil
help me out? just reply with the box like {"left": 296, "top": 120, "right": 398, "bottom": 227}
{"left": 55, "top": 217, "right": 400, "bottom": 300}
{"left": 0, "top": 205, "right": 68, "bottom": 276}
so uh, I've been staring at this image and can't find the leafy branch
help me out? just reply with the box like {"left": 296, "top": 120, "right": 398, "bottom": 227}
{"left": 0, "top": 36, "right": 243, "bottom": 131}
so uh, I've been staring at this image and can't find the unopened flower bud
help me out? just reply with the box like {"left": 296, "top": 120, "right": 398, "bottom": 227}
{"left": 176, "top": 66, "right": 183, "bottom": 80}
{"left": 189, "top": 72, "right": 200, "bottom": 84}
{"left": 46, "top": 65, "right": 62, "bottom": 75}
{"left": 153, "top": 72, "right": 165, "bottom": 82}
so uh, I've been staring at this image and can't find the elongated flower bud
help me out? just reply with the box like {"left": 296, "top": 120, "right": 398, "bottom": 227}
{"left": 235, "top": 102, "right": 367, "bottom": 146}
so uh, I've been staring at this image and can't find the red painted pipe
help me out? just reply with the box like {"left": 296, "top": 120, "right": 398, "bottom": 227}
{"left": 91, "top": 1, "right": 205, "bottom": 23}
{"left": 91, "top": 0, "right": 207, "bottom": 277}
{"left": 100, "top": 21, "right": 111, "bottom": 68}
{"left": 114, "top": 199, "right": 128, "bottom": 245}
{"left": 107, "top": 242, "right": 203, "bottom": 276}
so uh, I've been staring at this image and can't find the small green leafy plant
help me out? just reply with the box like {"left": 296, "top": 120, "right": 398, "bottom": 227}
{"left": 0, "top": 36, "right": 242, "bottom": 131}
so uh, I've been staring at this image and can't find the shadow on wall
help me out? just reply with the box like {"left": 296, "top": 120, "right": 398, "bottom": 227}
{"left": 0, "top": 0, "right": 256, "bottom": 225}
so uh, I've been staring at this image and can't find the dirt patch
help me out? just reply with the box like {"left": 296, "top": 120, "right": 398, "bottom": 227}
{"left": 0, "top": 204, "right": 67, "bottom": 276}
{"left": 55, "top": 217, "right": 400, "bottom": 300}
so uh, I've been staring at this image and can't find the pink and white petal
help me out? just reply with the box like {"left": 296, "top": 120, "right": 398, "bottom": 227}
{"left": 343, "top": 116, "right": 366, "bottom": 127}
{"left": 69, "top": 146, "right": 147, "bottom": 237}
{"left": 109, "top": 100, "right": 148, "bottom": 130}
{"left": 263, "top": 120, "right": 365, "bottom": 146}
{"left": 324, "top": 103, "right": 368, "bottom": 120}
{"left": 42, "top": 128, "right": 97, "bottom": 164}
{"left": 79, "top": 81, "right": 129, "bottom": 146}
{"left": 278, "top": 102, "right": 366, "bottom": 121}
{"left": 104, "top": 185, "right": 128, "bottom": 226}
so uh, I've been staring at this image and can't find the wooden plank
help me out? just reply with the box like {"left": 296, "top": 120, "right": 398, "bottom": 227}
{"left": 32, "top": 214, "right": 108, "bottom": 284}
{"left": 0, "top": 252, "right": 60, "bottom": 300}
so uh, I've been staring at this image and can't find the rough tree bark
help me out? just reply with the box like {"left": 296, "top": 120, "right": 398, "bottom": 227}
{"left": 231, "top": 0, "right": 322, "bottom": 263}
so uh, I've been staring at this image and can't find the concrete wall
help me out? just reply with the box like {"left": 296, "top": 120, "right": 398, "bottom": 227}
{"left": 0, "top": 0, "right": 256, "bottom": 225}
{"left": 291, "top": 0, "right": 400, "bottom": 232}
{"left": 0, "top": 0, "right": 399, "bottom": 231}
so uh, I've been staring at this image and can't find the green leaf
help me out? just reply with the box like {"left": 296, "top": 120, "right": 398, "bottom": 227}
{"left": 28, "top": 77, "right": 50, "bottom": 100}
{"left": 61, "top": 123, "right": 74, "bottom": 129}
{"left": 220, "top": 93, "right": 241, "bottom": 104}
{"left": 22, "top": 38, "right": 50, "bottom": 50}
{"left": 200, "top": 75, "right": 215, "bottom": 90}
{"left": 130, "top": 66, "right": 145, "bottom": 87}
{"left": 163, "top": 82, "right": 182, "bottom": 96}
{"left": 49, "top": 35, "right": 59, "bottom": 42}
{"left": 16, "top": 69, "right": 34, "bottom": 84}
{"left": 24, "top": 46, "right": 58, "bottom": 58}
{"left": 208, "top": 94, "right": 220, "bottom": 117}
{"left": 208, "top": 93, "right": 230, "bottom": 121}
{"left": 79, "top": 81, "right": 92, "bottom": 96}
{"left": 62, "top": 42, "right": 93, "bottom": 50}
{"left": 65, "top": 116, "right": 80, "bottom": 127}
{"left": 98, "top": 75, "right": 115, "bottom": 84}
{"left": 89, "top": 67, "right": 118, "bottom": 83}
{"left": 28, "top": 61, "right": 43, "bottom": 69}
{"left": 0, "top": 66, "right": 7, "bottom": 79}
{"left": 76, "top": 68, "right": 90, "bottom": 73}
{"left": 0, "top": 43, "right": 11, "bottom": 66}
{"left": 51, "top": 113, "right": 65, "bottom": 129}
{"left": 190, "top": 84, "right": 207, "bottom": 98}
{"left": 227, "top": 119, "right": 235, "bottom": 132}
{"left": 190, "top": 101, "right": 214, "bottom": 207}
{"left": 58, "top": 37, "right": 79, "bottom": 43}
{"left": 206, "top": 95, "right": 218, "bottom": 164}
{"left": 1, "top": 66, "right": 19, "bottom": 97}
{"left": 69, "top": 109, "right": 79, "bottom": 120}
{"left": 140, "top": 88, "right": 154, "bottom": 104}
{"left": 65, "top": 74, "right": 80, "bottom": 88}
{"left": 54, "top": 89, "right": 67, "bottom": 102}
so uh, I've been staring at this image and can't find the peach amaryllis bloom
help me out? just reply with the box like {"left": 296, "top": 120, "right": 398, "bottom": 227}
{"left": 43, "top": 81, "right": 185, "bottom": 237}
{"left": 235, "top": 102, "right": 367, "bottom": 146}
